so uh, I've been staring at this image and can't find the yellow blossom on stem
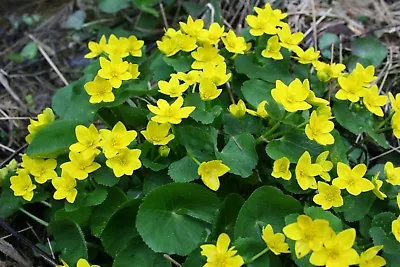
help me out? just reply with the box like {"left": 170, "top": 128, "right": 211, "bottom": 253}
{"left": 246, "top": 15, "right": 268, "bottom": 36}
{"left": 310, "top": 228, "right": 359, "bottom": 267}
{"left": 199, "top": 23, "right": 225, "bottom": 45}
{"left": 85, "top": 35, "right": 106, "bottom": 58}
{"left": 336, "top": 74, "right": 366, "bottom": 102}
{"left": 176, "top": 32, "right": 198, "bottom": 52}
{"left": 371, "top": 172, "right": 387, "bottom": 200}
{"left": 261, "top": 36, "right": 283, "bottom": 60}
{"left": 246, "top": 101, "right": 268, "bottom": 119}
{"left": 332, "top": 163, "right": 374, "bottom": 196}
{"left": 261, "top": 224, "right": 290, "bottom": 255}
{"left": 127, "top": 35, "right": 144, "bottom": 57}
{"left": 69, "top": 124, "right": 101, "bottom": 156}
{"left": 191, "top": 45, "right": 225, "bottom": 69}
{"left": 60, "top": 152, "right": 100, "bottom": 180}
{"left": 98, "top": 56, "right": 132, "bottom": 89}
{"left": 21, "top": 154, "right": 57, "bottom": 184}
{"left": 271, "top": 157, "right": 291, "bottom": 180}
{"left": 128, "top": 63, "right": 140, "bottom": 80}
{"left": 316, "top": 104, "right": 332, "bottom": 117}
{"left": 293, "top": 47, "right": 320, "bottom": 64}
{"left": 283, "top": 215, "right": 330, "bottom": 258}
{"left": 229, "top": 100, "right": 247, "bottom": 118}
{"left": 84, "top": 76, "right": 114, "bottom": 104}
{"left": 77, "top": 258, "right": 100, "bottom": 267}
{"left": 393, "top": 215, "right": 400, "bottom": 242}
{"left": 363, "top": 85, "right": 387, "bottom": 117}
{"left": 352, "top": 63, "right": 376, "bottom": 86}
{"left": 271, "top": 78, "right": 312, "bottom": 112}
{"left": 179, "top": 15, "right": 204, "bottom": 39}
{"left": 52, "top": 171, "right": 78, "bottom": 204}
{"left": 141, "top": 121, "right": 174, "bottom": 145}
{"left": 201, "top": 63, "right": 231, "bottom": 86}
{"left": 103, "top": 34, "right": 129, "bottom": 58}
{"left": 221, "top": 30, "right": 247, "bottom": 54}
{"left": 295, "top": 151, "right": 322, "bottom": 190}
{"left": 253, "top": 4, "right": 287, "bottom": 35}
{"left": 313, "top": 182, "right": 343, "bottom": 210}
{"left": 316, "top": 151, "right": 333, "bottom": 181}
{"left": 359, "top": 245, "right": 386, "bottom": 267}
{"left": 198, "top": 160, "right": 230, "bottom": 191}
{"left": 99, "top": 121, "right": 137, "bottom": 158}
{"left": 157, "top": 37, "right": 180, "bottom": 57}
{"left": 384, "top": 161, "right": 400, "bottom": 185}
{"left": 306, "top": 91, "right": 330, "bottom": 106}
{"left": 391, "top": 112, "right": 400, "bottom": 138}
{"left": 106, "top": 148, "right": 141, "bottom": 178}
{"left": 199, "top": 79, "right": 222, "bottom": 101}
{"left": 389, "top": 92, "right": 400, "bottom": 112}
{"left": 313, "top": 61, "right": 346, "bottom": 82}
{"left": 26, "top": 108, "right": 55, "bottom": 144}
{"left": 277, "top": 24, "right": 304, "bottom": 51}
{"left": 305, "top": 111, "right": 335, "bottom": 146}
{"left": 10, "top": 169, "right": 36, "bottom": 201}
{"left": 171, "top": 70, "right": 201, "bottom": 86}
{"left": 147, "top": 97, "right": 196, "bottom": 124}
{"left": 200, "top": 233, "right": 244, "bottom": 267}
{"left": 158, "top": 77, "right": 189, "bottom": 98}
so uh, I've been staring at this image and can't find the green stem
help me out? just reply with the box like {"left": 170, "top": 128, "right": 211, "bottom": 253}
{"left": 376, "top": 111, "right": 394, "bottom": 130}
{"left": 245, "top": 248, "right": 269, "bottom": 264}
{"left": 19, "top": 208, "right": 49, "bottom": 227}
{"left": 187, "top": 152, "right": 201, "bottom": 165}
{"left": 377, "top": 126, "right": 392, "bottom": 134}
{"left": 256, "top": 122, "right": 281, "bottom": 144}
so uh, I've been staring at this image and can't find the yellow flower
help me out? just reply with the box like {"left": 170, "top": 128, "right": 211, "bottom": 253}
{"left": 158, "top": 145, "right": 170, "bottom": 158}
{"left": 391, "top": 112, "right": 400, "bottom": 139}
{"left": 246, "top": 15, "right": 268, "bottom": 36}
{"left": 229, "top": 100, "right": 247, "bottom": 118}
{"left": 332, "top": 163, "right": 374, "bottom": 196}
{"left": 200, "top": 233, "right": 244, "bottom": 267}
{"left": 52, "top": 171, "right": 78, "bottom": 203}
{"left": 128, "top": 63, "right": 140, "bottom": 80}
{"left": 389, "top": 92, "right": 400, "bottom": 112}
{"left": 147, "top": 97, "right": 195, "bottom": 124}
{"left": 103, "top": 34, "right": 129, "bottom": 58}
{"left": 199, "top": 79, "right": 222, "bottom": 101}
{"left": 99, "top": 121, "right": 137, "bottom": 158}
{"left": 179, "top": 16, "right": 204, "bottom": 39}
{"left": 271, "top": 157, "right": 291, "bottom": 180}
{"left": 158, "top": 77, "right": 189, "bottom": 98}
{"left": 397, "top": 192, "right": 400, "bottom": 208}
{"left": 191, "top": 44, "right": 225, "bottom": 70}
{"left": 69, "top": 124, "right": 101, "bottom": 156}
{"left": 60, "top": 152, "right": 101, "bottom": 180}
{"left": 393, "top": 215, "right": 400, "bottom": 242}
{"left": 295, "top": 151, "right": 322, "bottom": 190}
{"left": 98, "top": 56, "right": 132, "bottom": 89}
{"left": 77, "top": 258, "right": 100, "bottom": 267}
{"left": 283, "top": 215, "right": 330, "bottom": 258}
{"left": 157, "top": 37, "right": 180, "bottom": 57}
{"left": 85, "top": 35, "right": 106, "bottom": 58}
{"left": 106, "top": 148, "right": 141, "bottom": 178}
{"left": 363, "top": 85, "right": 387, "bottom": 117}
{"left": 261, "top": 36, "right": 283, "bottom": 60}
{"left": 198, "top": 160, "right": 230, "bottom": 191}
{"left": 261, "top": 224, "right": 290, "bottom": 255}
{"left": 316, "top": 104, "right": 332, "bottom": 117}
{"left": 316, "top": 151, "right": 333, "bottom": 181}
{"left": 306, "top": 91, "right": 330, "bottom": 106}
{"left": 84, "top": 76, "right": 114, "bottom": 104}
{"left": 10, "top": 169, "right": 36, "bottom": 201}
{"left": 141, "top": 121, "right": 174, "bottom": 145}
{"left": 176, "top": 32, "right": 198, "bottom": 52}
{"left": 313, "top": 182, "right": 343, "bottom": 210}
{"left": 199, "top": 23, "right": 225, "bottom": 45}
{"left": 26, "top": 108, "right": 55, "bottom": 144}
{"left": 201, "top": 62, "right": 231, "bottom": 86}
{"left": 271, "top": 79, "right": 312, "bottom": 112}
{"left": 313, "top": 61, "right": 345, "bottom": 82}
{"left": 246, "top": 101, "right": 268, "bottom": 118}
{"left": 252, "top": 4, "right": 287, "bottom": 35}
{"left": 277, "top": 24, "right": 304, "bottom": 51}
{"left": 127, "top": 35, "right": 144, "bottom": 57}
{"left": 310, "top": 228, "right": 359, "bottom": 266}
{"left": 293, "top": 47, "right": 320, "bottom": 64}
{"left": 221, "top": 30, "right": 247, "bottom": 54}
{"left": 305, "top": 111, "right": 335, "bottom": 146}
{"left": 384, "top": 161, "right": 400, "bottom": 185}
{"left": 352, "top": 63, "right": 376, "bottom": 86}
{"left": 171, "top": 70, "right": 201, "bottom": 86}
{"left": 371, "top": 172, "right": 387, "bottom": 200}
{"left": 359, "top": 245, "right": 386, "bottom": 267}
{"left": 21, "top": 154, "right": 57, "bottom": 184}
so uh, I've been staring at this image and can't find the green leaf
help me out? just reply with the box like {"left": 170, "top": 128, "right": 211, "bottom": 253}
{"left": 26, "top": 120, "right": 80, "bottom": 158}
{"left": 333, "top": 101, "right": 372, "bottom": 135}
{"left": 0, "top": 174, "right": 22, "bottom": 218}
{"left": 240, "top": 79, "right": 284, "bottom": 120}
{"left": 328, "top": 130, "right": 350, "bottom": 164}
{"left": 234, "top": 237, "right": 270, "bottom": 266}
{"left": 101, "top": 199, "right": 141, "bottom": 257}
{"left": 65, "top": 10, "right": 86, "bottom": 30}
{"left": 164, "top": 55, "right": 194, "bottom": 73}
{"left": 266, "top": 130, "right": 323, "bottom": 163}
{"left": 185, "top": 93, "right": 222, "bottom": 124}
{"left": 99, "top": 0, "right": 130, "bottom": 13}
{"left": 217, "top": 133, "right": 258, "bottom": 178}
{"left": 182, "top": 248, "right": 205, "bottom": 267}
{"left": 143, "top": 170, "right": 172, "bottom": 195}
{"left": 371, "top": 212, "right": 396, "bottom": 233}
{"left": 113, "top": 237, "right": 171, "bottom": 267}
{"left": 54, "top": 206, "right": 92, "bottom": 227}
{"left": 212, "top": 193, "right": 244, "bottom": 239}
{"left": 369, "top": 227, "right": 400, "bottom": 254}
{"left": 110, "top": 105, "right": 149, "bottom": 129}
{"left": 149, "top": 51, "right": 174, "bottom": 81}
{"left": 20, "top": 41, "right": 38, "bottom": 60}
{"left": 337, "top": 193, "right": 375, "bottom": 222}
{"left": 318, "top": 33, "right": 339, "bottom": 59}
{"left": 90, "top": 187, "right": 127, "bottom": 237}
{"left": 351, "top": 37, "right": 388, "bottom": 67}
{"left": 49, "top": 220, "right": 88, "bottom": 265}
{"left": 136, "top": 183, "right": 220, "bottom": 255}
{"left": 65, "top": 186, "right": 108, "bottom": 211}
{"left": 175, "top": 125, "right": 218, "bottom": 154}
{"left": 92, "top": 167, "right": 119, "bottom": 187}
{"left": 304, "top": 206, "right": 343, "bottom": 232}
{"left": 168, "top": 156, "right": 199, "bottom": 182}
{"left": 235, "top": 186, "right": 302, "bottom": 239}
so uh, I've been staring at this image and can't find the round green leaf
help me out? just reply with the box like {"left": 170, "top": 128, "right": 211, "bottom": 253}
{"left": 351, "top": 36, "right": 388, "bottom": 67}
{"left": 136, "top": 183, "right": 220, "bottom": 255}
{"left": 168, "top": 156, "right": 199, "bottom": 182}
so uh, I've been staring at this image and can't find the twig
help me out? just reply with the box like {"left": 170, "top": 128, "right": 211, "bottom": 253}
{"left": 303, "top": 8, "right": 332, "bottom": 39}
{"left": 163, "top": 254, "right": 182, "bottom": 267}
{"left": 0, "top": 117, "right": 32, "bottom": 120}
{"left": 0, "top": 143, "right": 15, "bottom": 153}
{"left": 0, "top": 144, "right": 27, "bottom": 168}
{"left": 159, "top": 2, "right": 169, "bottom": 28}
{"left": 206, "top": 3, "right": 216, "bottom": 24}
{"left": 310, "top": 0, "right": 317, "bottom": 50}
{"left": 19, "top": 208, "right": 49, "bottom": 227}
{"left": 1, "top": 226, "right": 32, "bottom": 240}
{"left": 0, "top": 71, "right": 26, "bottom": 108}
{"left": 379, "top": 47, "right": 393, "bottom": 93}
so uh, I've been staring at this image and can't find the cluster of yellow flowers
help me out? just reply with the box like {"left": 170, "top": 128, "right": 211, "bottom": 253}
{"left": 25, "top": 107, "right": 55, "bottom": 143}
{"left": 83, "top": 34, "right": 143, "bottom": 103}
{"left": 202, "top": 214, "right": 388, "bottom": 267}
